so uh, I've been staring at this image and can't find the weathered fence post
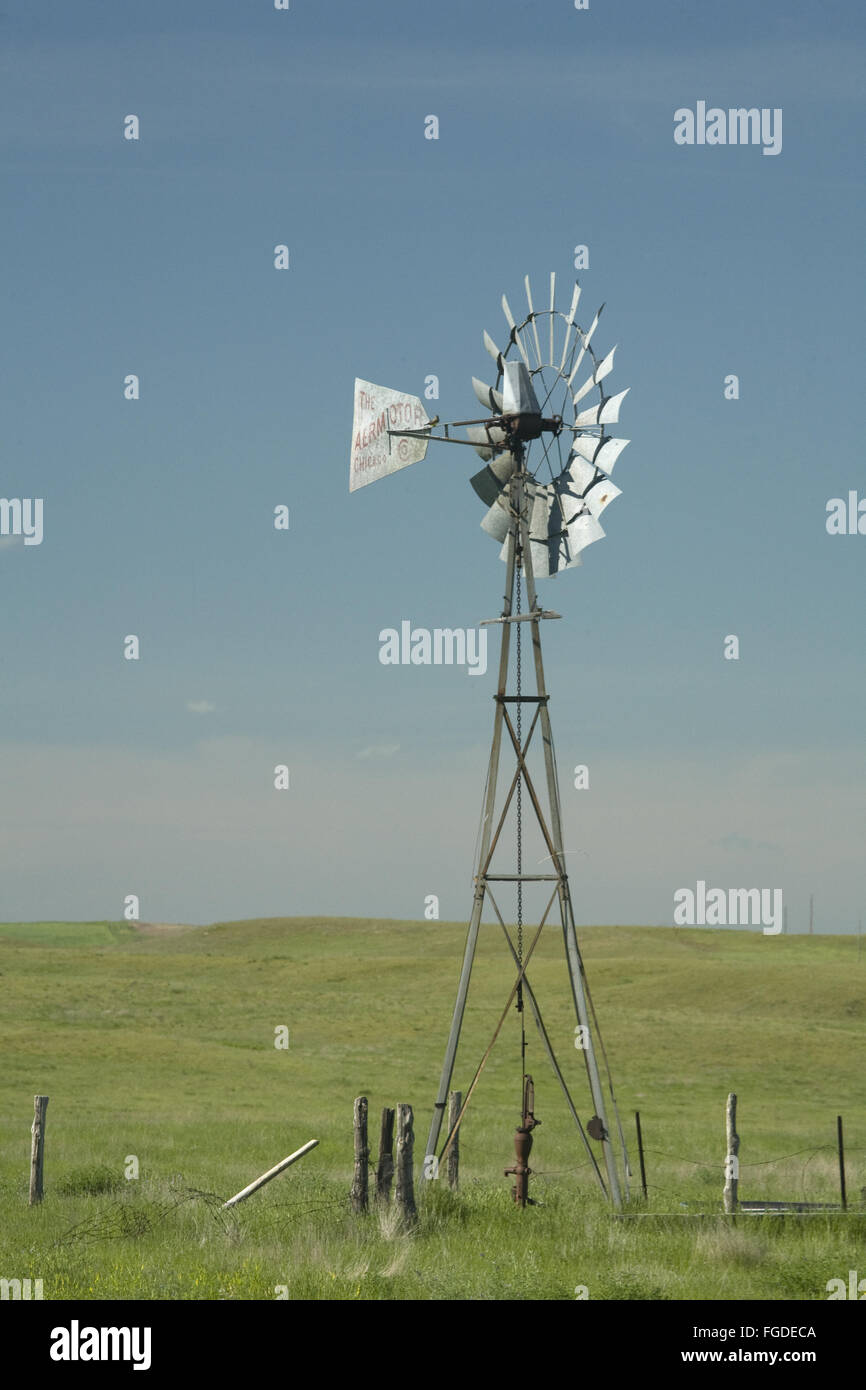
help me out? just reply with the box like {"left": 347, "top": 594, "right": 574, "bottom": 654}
{"left": 634, "top": 1110, "right": 648, "bottom": 1200}
{"left": 724, "top": 1092, "right": 739, "bottom": 1214}
{"left": 446, "top": 1091, "right": 461, "bottom": 1191}
{"left": 376, "top": 1106, "right": 395, "bottom": 1203}
{"left": 837, "top": 1115, "right": 847, "bottom": 1211}
{"left": 394, "top": 1103, "right": 417, "bottom": 1223}
{"left": 221, "top": 1140, "right": 318, "bottom": 1209}
{"left": 350, "top": 1096, "right": 369, "bottom": 1214}
{"left": 29, "top": 1095, "right": 49, "bottom": 1206}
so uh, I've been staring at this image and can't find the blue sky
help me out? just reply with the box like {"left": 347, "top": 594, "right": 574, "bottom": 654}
{"left": 1, "top": 0, "right": 863, "bottom": 931}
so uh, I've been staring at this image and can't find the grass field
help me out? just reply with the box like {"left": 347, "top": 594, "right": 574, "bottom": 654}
{"left": 0, "top": 917, "right": 863, "bottom": 1301}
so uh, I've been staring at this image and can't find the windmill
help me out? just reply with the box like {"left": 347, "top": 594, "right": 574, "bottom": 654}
{"left": 349, "top": 274, "right": 631, "bottom": 1209}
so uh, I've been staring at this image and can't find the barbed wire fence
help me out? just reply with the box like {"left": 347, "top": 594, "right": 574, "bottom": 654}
{"left": 532, "top": 1140, "right": 865, "bottom": 1211}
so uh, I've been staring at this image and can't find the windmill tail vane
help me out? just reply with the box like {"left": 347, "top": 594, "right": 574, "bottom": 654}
{"left": 349, "top": 273, "right": 632, "bottom": 1209}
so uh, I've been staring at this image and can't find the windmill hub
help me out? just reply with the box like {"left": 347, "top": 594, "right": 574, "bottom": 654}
{"left": 500, "top": 410, "right": 562, "bottom": 443}
{"left": 494, "top": 359, "right": 563, "bottom": 444}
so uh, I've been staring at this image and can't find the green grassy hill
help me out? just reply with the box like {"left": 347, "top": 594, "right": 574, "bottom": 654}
{"left": 0, "top": 918, "right": 863, "bottom": 1300}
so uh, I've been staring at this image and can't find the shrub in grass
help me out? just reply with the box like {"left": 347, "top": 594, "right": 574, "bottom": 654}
{"left": 55, "top": 1165, "right": 125, "bottom": 1197}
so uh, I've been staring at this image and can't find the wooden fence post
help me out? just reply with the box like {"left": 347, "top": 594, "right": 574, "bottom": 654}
{"left": 376, "top": 1106, "right": 395, "bottom": 1203}
{"left": 221, "top": 1140, "right": 318, "bottom": 1208}
{"left": 634, "top": 1110, "right": 648, "bottom": 1200}
{"left": 350, "top": 1096, "right": 369, "bottom": 1213}
{"left": 394, "top": 1103, "right": 417, "bottom": 1223}
{"left": 29, "top": 1095, "right": 49, "bottom": 1206}
{"left": 446, "top": 1091, "right": 461, "bottom": 1191}
{"left": 724, "top": 1092, "right": 739, "bottom": 1214}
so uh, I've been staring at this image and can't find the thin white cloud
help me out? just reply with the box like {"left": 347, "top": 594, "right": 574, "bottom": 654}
{"left": 355, "top": 744, "right": 400, "bottom": 760}
{"left": 715, "top": 832, "right": 783, "bottom": 856}
{"left": 186, "top": 700, "right": 216, "bottom": 715}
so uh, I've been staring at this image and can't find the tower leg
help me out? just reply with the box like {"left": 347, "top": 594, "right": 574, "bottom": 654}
{"left": 559, "top": 890, "right": 623, "bottom": 1209}
{"left": 424, "top": 530, "right": 517, "bottom": 1170}
{"left": 520, "top": 513, "right": 624, "bottom": 1212}
{"left": 424, "top": 882, "right": 486, "bottom": 1166}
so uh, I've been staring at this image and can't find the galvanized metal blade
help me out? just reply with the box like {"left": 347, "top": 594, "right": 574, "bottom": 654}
{"left": 466, "top": 422, "right": 511, "bottom": 461}
{"left": 483, "top": 330, "right": 504, "bottom": 370}
{"left": 582, "top": 476, "right": 622, "bottom": 518}
{"left": 550, "top": 469, "right": 586, "bottom": 535}
{"left": 524, "top": 275, "right": 544, "bottom": 367}
{"left": 558, "top": 282, "right": 582, "bottom": 373}
{"left": 559, "top": 547, "right": 585, "bottom": 573}
{"left": 566, "top": 305, "right": 604, "bottom": 388}
{"left": 567, "top": 454, "right": 598, "bottom": 494}
{"left": 499, "top": 527, "right": 581, "bottom": 573}
{"left": 470, "top": 452, "right": 518, "bottom": 505}
{"left": 481, "top": 491, "right": 513, "bottom": 543}
{"left": 565, "top": 509, "right": 606, "bottom": 558}
{"left": 528, "top": 485, "right": 554, "bottom": 543}
{"left": 502, "top": 294, "right": 532, "bottom": 369}
{"left": 574, "top": 387, "right": 629, "bottom": 428}
{"left": 569, "top": 434, "right": 630, "bottom": 475}
{"left": 541, "top": 530, "right": 581, "bottom": 577}
{"left": 597, "top": 387, "right": 629, "bottom": 425}
{"left": 472, "top": 377, "right": 504, "bottom": 412}
{"left": 529, "top": 484, "right": 583, "bottom": 578}
{"left": 529, "top": 534, "right": 553, "bottom": 578}
{"left": 572, "top": 346, "right": 617, "bottom": 406}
